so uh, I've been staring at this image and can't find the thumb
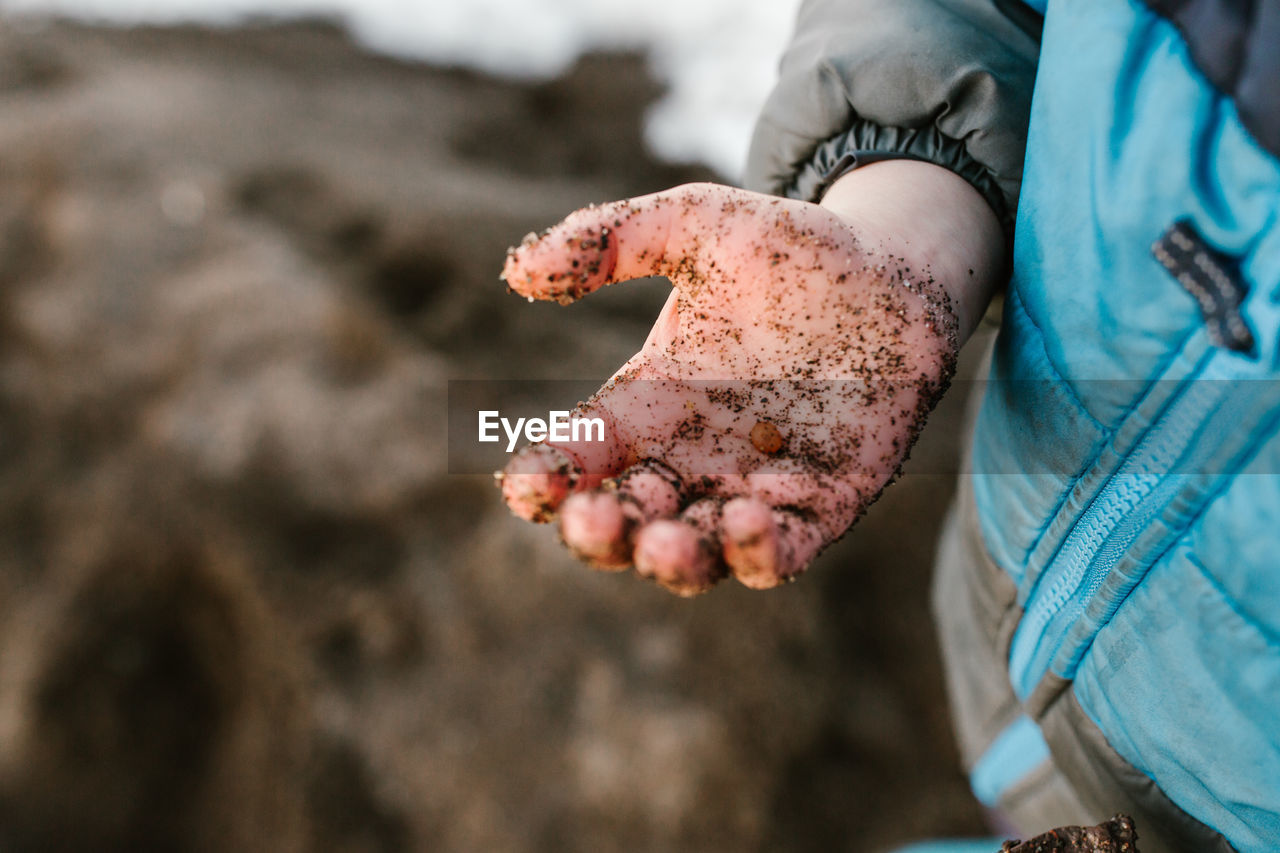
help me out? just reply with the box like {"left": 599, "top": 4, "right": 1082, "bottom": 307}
{"left": 503, "top": 182, "right": 727, "bottom": 304}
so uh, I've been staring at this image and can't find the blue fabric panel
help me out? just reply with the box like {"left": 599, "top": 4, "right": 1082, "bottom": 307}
{"left": 1193, "top": 468, "right": 1280, "bottom": 644}
{"left": 1187, "top": 225, "right": 1280, "bottom": 641}
{"left": 975, "top": 0, "right": 1280, "bottom": 639}
{"left": 1073, "top": 541, "right": 1280, "bottom": 852}
{"left": 969, "top": 714, "right": 1052, "bottom": 808}
{"left": 1013, "top": 0, "right": 1280, "bottom": 412}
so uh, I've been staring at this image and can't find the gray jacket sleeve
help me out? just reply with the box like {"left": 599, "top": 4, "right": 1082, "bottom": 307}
{"left": 743, "top": 0, "right": 1042, "bottom": 238}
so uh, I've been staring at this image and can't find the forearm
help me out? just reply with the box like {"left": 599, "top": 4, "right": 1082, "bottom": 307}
{"left": 817, "top": 159, "right": 1005, "bottom": 344}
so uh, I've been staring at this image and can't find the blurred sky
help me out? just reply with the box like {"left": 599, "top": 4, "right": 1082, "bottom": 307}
{"left": 0, "top": 0, "right": 803, "bottom": 178}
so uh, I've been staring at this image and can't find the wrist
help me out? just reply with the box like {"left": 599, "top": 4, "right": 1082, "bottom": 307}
{"left": 817, "top": 159, "right": 1005, "bottom": 343}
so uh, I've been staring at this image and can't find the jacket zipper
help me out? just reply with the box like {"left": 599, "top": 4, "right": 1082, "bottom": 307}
{"left": 1007, "top": 360, "right": 1233, "bottom": 700}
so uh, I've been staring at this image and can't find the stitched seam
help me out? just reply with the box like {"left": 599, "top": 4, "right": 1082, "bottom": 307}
{"left": 1004, "top": 288, "right": 1104, "bottom": 433}
{"left": 1184, "top": 548, "right": 1280, "bottom": 651}
{"left": 1003, "top": 288, "right": 1106, "bottom": 569}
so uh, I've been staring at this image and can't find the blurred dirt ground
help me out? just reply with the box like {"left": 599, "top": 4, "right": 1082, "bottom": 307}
{"left": 0, "top": 18, "right": 990, "bottom": 852}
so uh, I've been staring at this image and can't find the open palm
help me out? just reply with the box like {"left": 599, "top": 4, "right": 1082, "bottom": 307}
{"left": 500, "top": 181, "right": 965, "bottom": 595}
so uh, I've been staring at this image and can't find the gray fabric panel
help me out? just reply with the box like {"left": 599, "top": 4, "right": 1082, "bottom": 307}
{"left": 933, "top": 474, "right": 1096, "bottom": 836}
{"left": 1024, "top": 671, "right": 1070, "bottom": 721}
{"left": 743, "top": 0, "right": 1040, "bottom": 236}
{"left": 931, "top": 474, "right": 1023, "bottom": 769}
{"left": 999, "top": 758, "right": 1095, "bottom": 833}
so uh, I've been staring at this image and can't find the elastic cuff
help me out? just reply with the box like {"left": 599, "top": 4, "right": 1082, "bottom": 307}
{"left": 781, "top": 120, "right": 1015, "bottom": 243}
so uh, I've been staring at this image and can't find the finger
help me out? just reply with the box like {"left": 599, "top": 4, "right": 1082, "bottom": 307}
{"left": 503, "top": 183, "right": 726, "bottom": 304}
{"left": 499, "top": 444, "right": 582, "bottom": 523}
{"left": 614, "top": 459, "right": 685, "bottom": 518}
{"left": 558, "top": 491, "right": 630, "bottom": 570}
{"left": 633, "top": 499, "right": 725, "bottom": 597}
{"left": 720, "top": 497, "right": 826, "bottom": 590}
{"left": 498, "top": 401, "right": 632, "bottom": 522}
{"left": 744, "top": 461, "right": 876, "bottom": 536}
{"left": 558, "top": 460, "right": 685, "bottom": 571}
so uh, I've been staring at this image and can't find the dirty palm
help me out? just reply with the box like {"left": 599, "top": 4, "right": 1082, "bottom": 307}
{"left": 497, "top": 175, "right": 989, "bottom": 596}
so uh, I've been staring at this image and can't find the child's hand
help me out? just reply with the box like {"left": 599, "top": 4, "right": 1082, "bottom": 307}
{"left": 498, "top": 162, "right": 1003, "bottom": 596}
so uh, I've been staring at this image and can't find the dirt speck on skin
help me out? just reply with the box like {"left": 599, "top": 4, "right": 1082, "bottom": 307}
{"left": 0, "top": 18, "right": 988, "bottom": 853}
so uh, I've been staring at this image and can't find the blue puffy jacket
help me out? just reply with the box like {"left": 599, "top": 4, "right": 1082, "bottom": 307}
{"left": 747, "top": 1, "right": 1280, "bottom": 850}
